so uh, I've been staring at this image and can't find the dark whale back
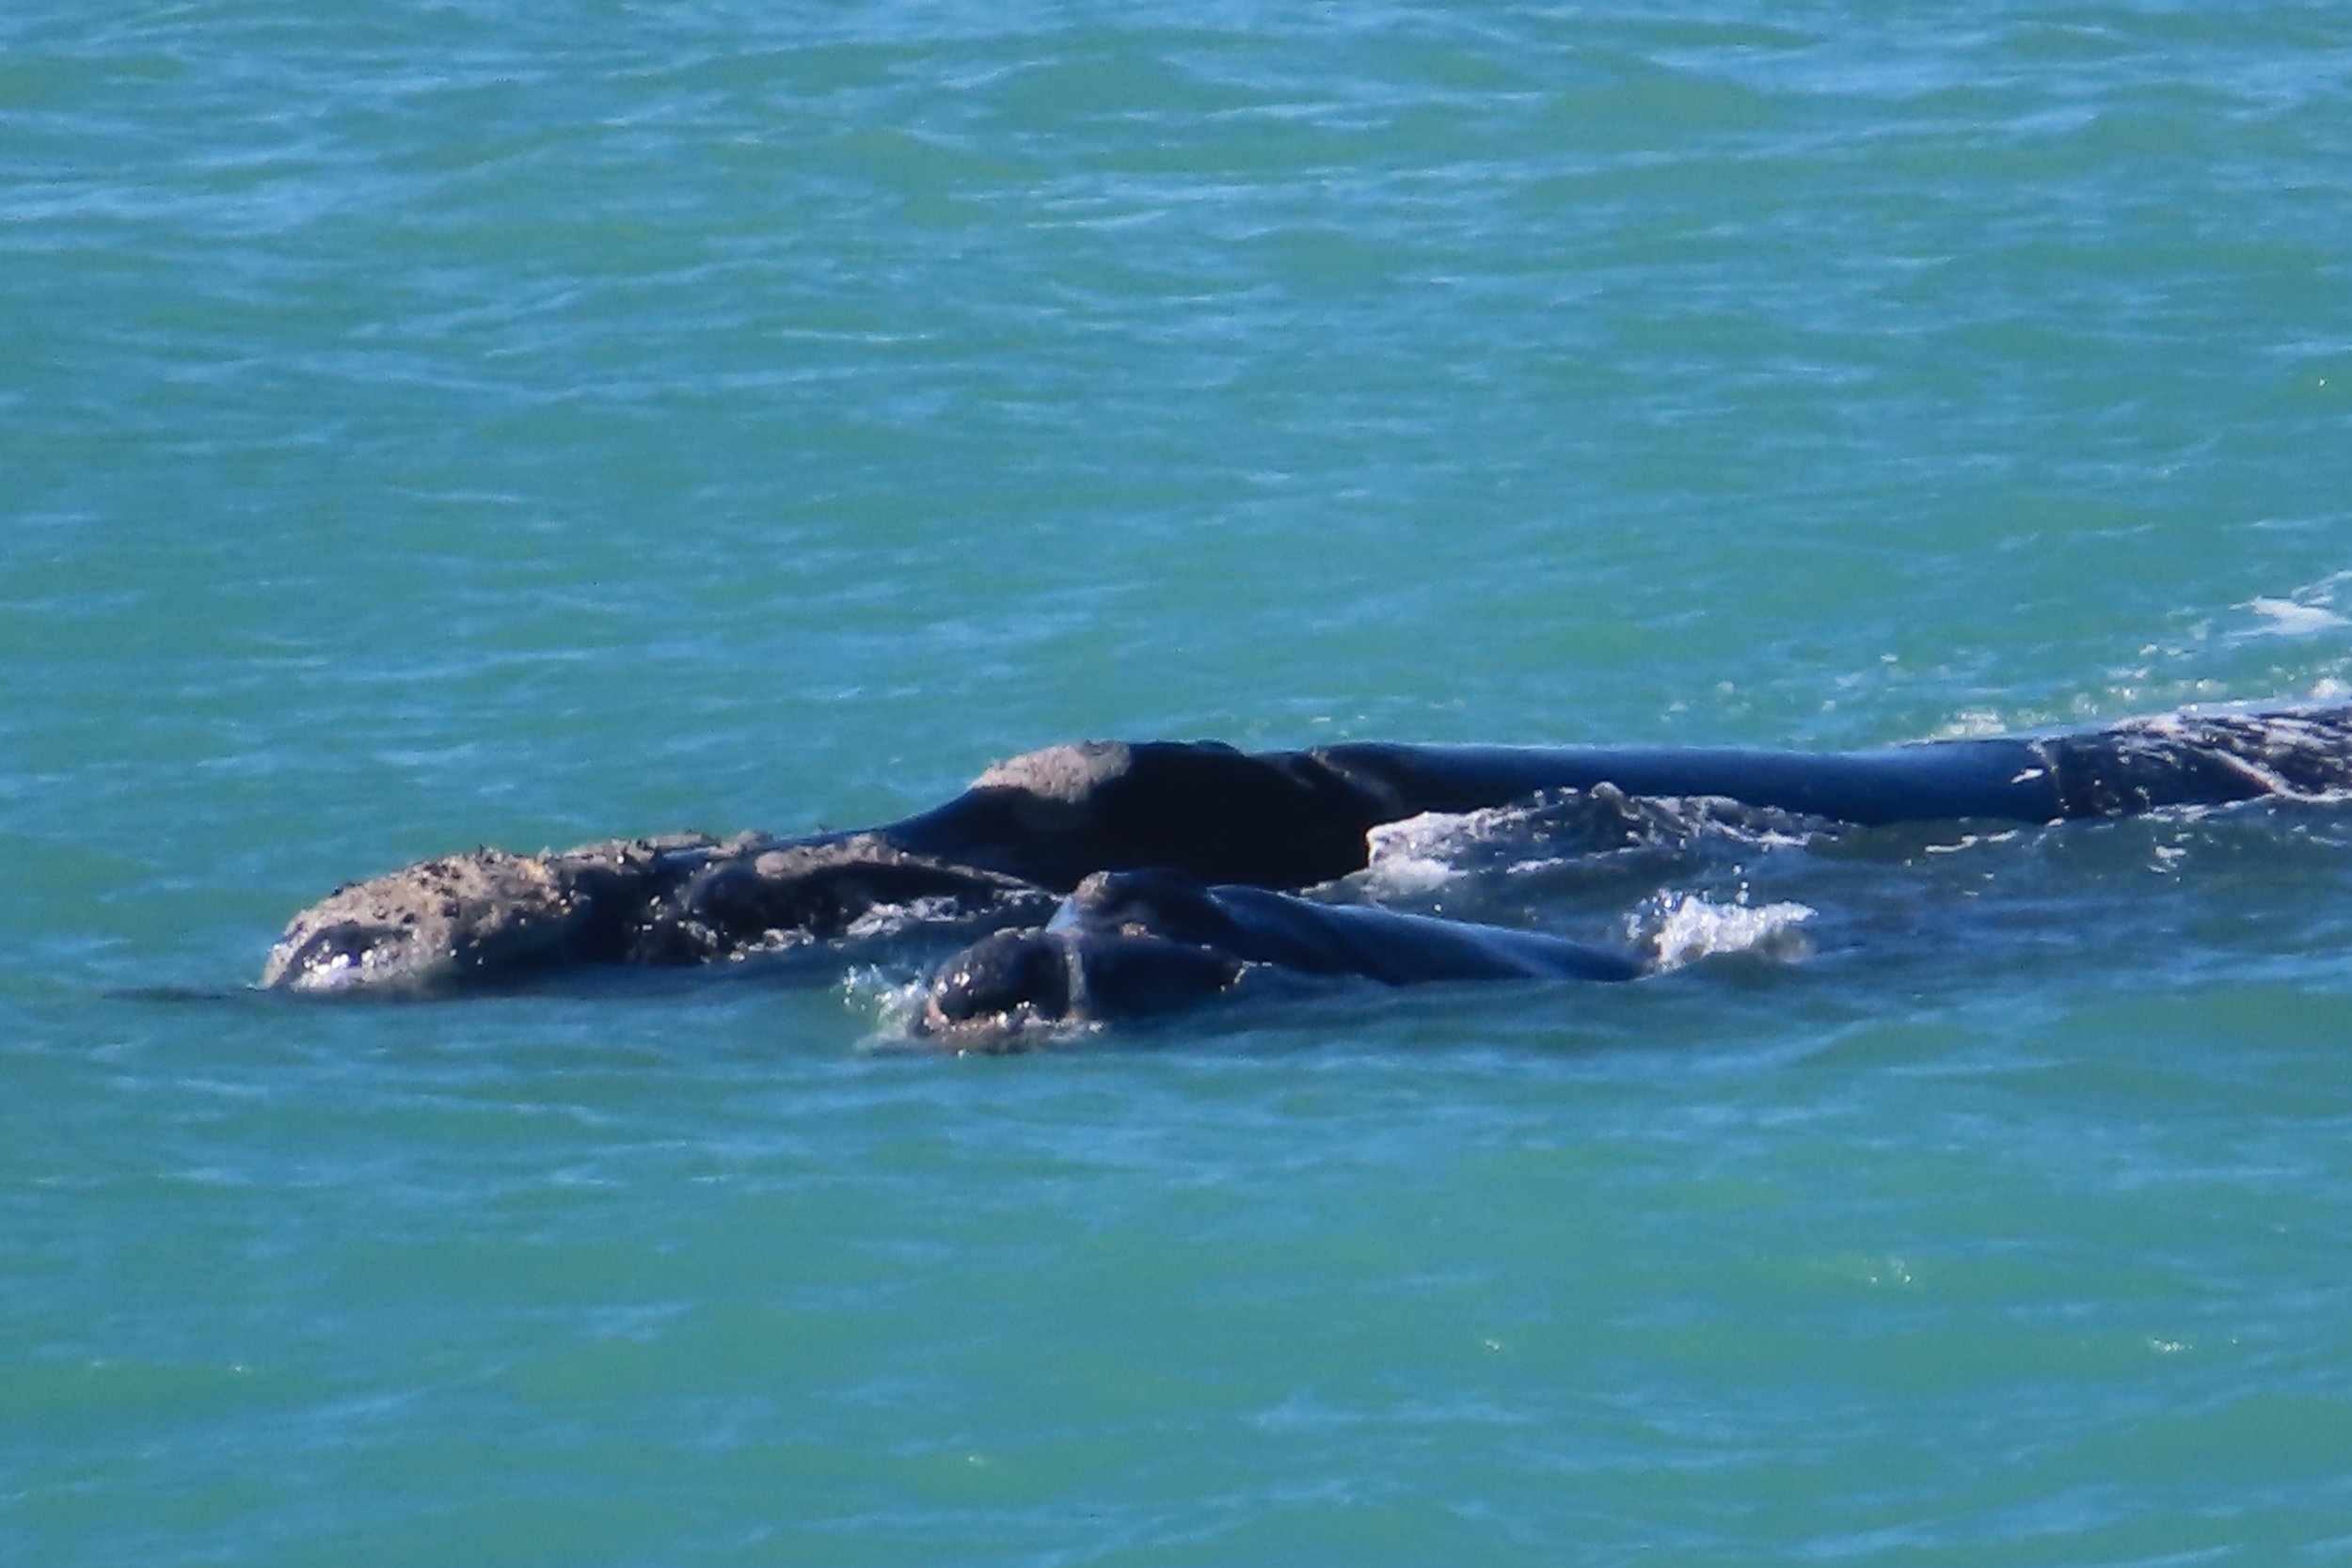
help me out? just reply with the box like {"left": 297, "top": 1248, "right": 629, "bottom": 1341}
{"left": 890, "top": 709, "right": 2352, "bottom": 900}
{"left": 884, "top": 740, "right": 1388, "bottom": 891}
{"left": 1058, "top": 869, "right": 1645, "bottom": 985}
{"left": 885, "top": 735, "right": 2070, "bottom": 895}
{"left": 1317, "top": 739, "right": 2064, "bottom": 830}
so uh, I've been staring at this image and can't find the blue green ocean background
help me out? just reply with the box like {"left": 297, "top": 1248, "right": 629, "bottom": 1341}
{"left": 8, "top": 2, "right": 2352, "bottom": 1561}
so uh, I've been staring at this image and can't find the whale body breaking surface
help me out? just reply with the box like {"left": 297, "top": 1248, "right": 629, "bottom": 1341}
{"left": 262, "top": 704, "right": 2352, "bottom": 1039}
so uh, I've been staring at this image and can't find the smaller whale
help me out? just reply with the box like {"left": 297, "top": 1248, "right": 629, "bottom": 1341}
{"left": 918, "top": 868, "right": 1647, "bottom": 1042}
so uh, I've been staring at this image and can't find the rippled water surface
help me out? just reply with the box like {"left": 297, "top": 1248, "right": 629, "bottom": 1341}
{"left": 7, "top": 1, "right": 2352, "bottom": 1561}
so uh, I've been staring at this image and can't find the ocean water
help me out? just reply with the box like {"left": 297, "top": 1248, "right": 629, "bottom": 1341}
{"left": 7, "top": 0, "right": 2352, "bottom": 1560}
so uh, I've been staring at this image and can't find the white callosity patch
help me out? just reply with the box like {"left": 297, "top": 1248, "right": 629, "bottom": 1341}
{"left": 841, "top": 895, "right": 974, "bottom": 942}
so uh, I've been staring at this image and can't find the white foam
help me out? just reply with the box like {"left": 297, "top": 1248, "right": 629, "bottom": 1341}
{"left": 842, "top": 965, "right": 929, "bottom": 1036}
{"left": 1931, "top": 706, "right": 2013, "bottom": 739}
{"left": 1360, "top": 789, "right": 1824, "bottom": 899}
{"left": 2242, "top": 596, "right": 2346, "bottom": 638}
{"left": 1637, "top": 892, "right": 1816, "bottom": 972}
{"left": 845, "top": 960, "right": 1106, "bottom": 1053}
{"left": 1363, "top": 807, "right": 1495, "bottom": 895}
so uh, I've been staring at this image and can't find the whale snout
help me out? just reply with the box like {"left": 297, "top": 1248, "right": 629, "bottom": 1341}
{"left": 918, "top": 925, "right": 1248, "bottom": 1046}
{"left": 261, "top": 919, "right": 423, "bottom": 992}
{"left": 257, "top": 849, "right": 585, "bottom": 995}
{"left": 919, "top": 929, "right": 1074, "bottom": 1042}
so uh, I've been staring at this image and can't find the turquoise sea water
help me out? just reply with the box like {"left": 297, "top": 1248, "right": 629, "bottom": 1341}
{"left": 8, "top": 2, "right": 2352, "bottom": 1560}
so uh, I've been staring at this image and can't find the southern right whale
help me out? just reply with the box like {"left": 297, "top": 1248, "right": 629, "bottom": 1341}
{"left": 916, "top": 866, "right": 1651, "bottom": 1041}
{"left": 260, "top": 704, "right": 2352, "bottom": 997}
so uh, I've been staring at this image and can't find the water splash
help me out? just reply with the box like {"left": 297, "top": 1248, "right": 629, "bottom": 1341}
{"left": 1363, "top": 784, "right": 1828, "bottom": 896}
{"left": 1634, "top": 891, "right": 1816, "bottom": 972}
{"left": 2241, "top": 597, "right": 2346, "bottom": 639}
{"left": 843, "top": 965, "right": 929, "bottom": 1038}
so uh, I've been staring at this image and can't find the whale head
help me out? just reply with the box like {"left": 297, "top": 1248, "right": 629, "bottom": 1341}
{"left": 917, "top": 925, "right": 1243, "bottom": 1047}
{"left": 260, "top": 849, "right": 585, "bottom": 994}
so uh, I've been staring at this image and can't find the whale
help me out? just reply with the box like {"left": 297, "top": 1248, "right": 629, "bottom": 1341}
{"left": 917, "top": 867, "right": 1648, "bottom": 1041}
{"left": 261, "top": 703, "right": 2352, "bottom": 995}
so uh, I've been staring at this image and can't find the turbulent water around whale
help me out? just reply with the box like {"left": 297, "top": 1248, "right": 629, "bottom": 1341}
{"left": 8, "top": 0, "right": 2352, "bottom": 1562}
